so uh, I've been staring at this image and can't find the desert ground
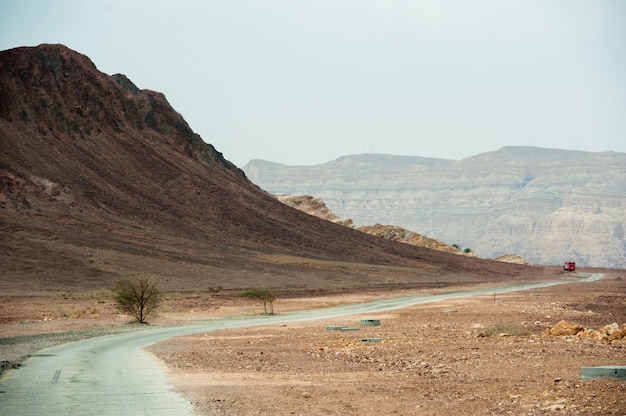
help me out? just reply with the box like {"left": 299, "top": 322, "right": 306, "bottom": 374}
{"left": 1, "top": 269, "right": 625, "bottom": 415}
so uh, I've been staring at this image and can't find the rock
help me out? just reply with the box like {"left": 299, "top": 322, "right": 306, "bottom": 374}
{"left": 544, "top": 320, "right": 584, "bottom": 336}
{"left": 277, "top": 195, "right": 344, "bottom": 224}
{"left": 578, "top": 329, "right": 606, "bottom": 342}
{"left": 544, "top": 321, "right": 626, "bottom": 343}
{"left": 543, "top": 404, "right": 566, "bottom": 411}
{"left": 603, "top": 323, "right": 624, "bottom": 341}
{"left": 491, "top": 254, "right": 529, "bottom": 265}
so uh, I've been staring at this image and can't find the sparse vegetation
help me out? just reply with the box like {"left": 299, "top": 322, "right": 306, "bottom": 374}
{"left": 452, "top": 244, "right": 472, "bottom": 254}
{"left": 238, "top": 288, "right": 277, "bottom": 315}
{"left": 160, "top": 290, "right": 215, "bottom": 313}
{"left": 478, "top": 321, "right": 530, "bottom": 337}
{"left": 54, "top": 306, "right": 99, "bottom": 318}
{"left": 54, "top": 290, "right": 111, "bottom": 301}
{"left": 112, "top": 276, "right": 162, "bottom": 323}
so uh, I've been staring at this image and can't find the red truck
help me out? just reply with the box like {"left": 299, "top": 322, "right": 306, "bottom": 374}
{"left": 563, "top": 262, "right": 576, "bottom": 272}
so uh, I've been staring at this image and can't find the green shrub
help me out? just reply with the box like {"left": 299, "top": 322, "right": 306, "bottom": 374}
{"left": 238, "top": 288, "right": 276, "bottom": 314}
{"left": 113, "top": 276, "right": 162, "bottom": 323}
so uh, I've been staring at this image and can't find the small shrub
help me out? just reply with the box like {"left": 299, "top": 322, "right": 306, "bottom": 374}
{"left": 55, "top": 307, "right": 88, "bottom": 318}
{"left": 479, "top": 321, "right": 530, "bottom": 337}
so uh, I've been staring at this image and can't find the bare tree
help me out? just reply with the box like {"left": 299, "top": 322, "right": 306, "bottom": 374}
{"left": 238, "top": 288, "right": 277, "bottom": 314}
{"left": 113, "top": 276, "right": 162, "bottom": 323}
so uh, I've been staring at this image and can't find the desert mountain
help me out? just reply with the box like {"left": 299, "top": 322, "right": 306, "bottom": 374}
{"left": 244, "top": 150, "right": 626, "bottom": 268}
{"left": 0, "top": 44, "right": 554, "bottom": 294}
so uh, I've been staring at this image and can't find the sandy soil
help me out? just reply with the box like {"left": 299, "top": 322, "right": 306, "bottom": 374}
{"left": 2, "top": 272, "right": 625, "bottom": 415}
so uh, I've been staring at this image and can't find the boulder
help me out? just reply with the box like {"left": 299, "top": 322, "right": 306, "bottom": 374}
{"left": 543, "top": 320, "right": 584, "bottom": 336}
{"left": 603, "top": 323, "right": 624, "bottom": 341}
{"left": 578, "top": 329, "right": 606, "bottom": 342}
{"left": 544, "top": 321, "right": 626, "bottom": 342}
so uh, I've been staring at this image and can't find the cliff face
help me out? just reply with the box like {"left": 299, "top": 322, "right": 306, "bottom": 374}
{"left": 244, "top": 149, "right": 626, "bottom": 268}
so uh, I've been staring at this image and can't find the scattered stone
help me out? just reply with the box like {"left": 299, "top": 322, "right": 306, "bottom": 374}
{"left": 543, "top": 321, "right": 626, "bottom": 343}
{"left": 543, "top": 403, "right": 566, "bottom": 411}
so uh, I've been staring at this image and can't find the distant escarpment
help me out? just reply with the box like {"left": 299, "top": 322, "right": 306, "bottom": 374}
{"left": 245, "top": 149, "right": 626, "bottom": 268}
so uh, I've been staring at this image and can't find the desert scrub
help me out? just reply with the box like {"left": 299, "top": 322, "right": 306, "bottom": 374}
{"left": 478, "top": 321, "right": 530, "bottom": 337}
{"left": 54, "top": 306, "right": 99, "bottom": 318}
{"left": 55, "top": 290, "right": 111, "bottom": 301}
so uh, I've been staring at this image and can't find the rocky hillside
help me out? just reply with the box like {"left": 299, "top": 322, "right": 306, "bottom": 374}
{"left": 244, "top": 150, "right": 626, "bottom": 268}
{"left": 277, "top": 194, "right": 476, "bottom": 257}
{"left": 276, "top": 194, "right": 351, "bottom": 226}
{"left": 357, "top": 224, "right": 475, "bottom": 256}
{"left": 1, "top": 44, "right": 550, "bottom": 294}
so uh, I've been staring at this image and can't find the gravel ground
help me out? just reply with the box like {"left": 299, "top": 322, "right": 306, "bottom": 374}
{"left": 149, "top": 276, "right": 626, "bottom": 415}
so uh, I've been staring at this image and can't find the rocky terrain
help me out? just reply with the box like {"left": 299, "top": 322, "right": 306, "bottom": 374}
{"left": 146, "top": 272, "right": 626, "bottom": 416}
{"left": 244, "top": 149, "right": 626, "bottom": 268}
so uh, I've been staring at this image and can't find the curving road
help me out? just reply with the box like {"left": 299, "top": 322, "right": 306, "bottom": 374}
{"left": 0, "top": 274, "right": 602, "bottom": 415}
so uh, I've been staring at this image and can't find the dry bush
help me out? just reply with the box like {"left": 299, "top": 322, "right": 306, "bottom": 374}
{"left": 479, "top": 321, "right": 530, "bottom": 337}
{"left": 113, "top": 276, "right": 162, "bottom": 323}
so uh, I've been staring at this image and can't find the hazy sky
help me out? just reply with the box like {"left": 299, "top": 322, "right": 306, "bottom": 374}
{"left": 1, "top": 1, "right": 625, "bottom": 167}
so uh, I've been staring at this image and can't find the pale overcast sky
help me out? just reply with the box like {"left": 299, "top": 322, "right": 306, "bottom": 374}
{"left": 1, "top": 1, "right": 625, "bottom": 166}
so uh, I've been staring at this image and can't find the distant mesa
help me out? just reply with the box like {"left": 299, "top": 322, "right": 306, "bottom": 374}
{"left": 245, "top": 149, "right": 626, "bottom": 268}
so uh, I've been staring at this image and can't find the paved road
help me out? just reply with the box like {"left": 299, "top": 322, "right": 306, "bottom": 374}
{"left": 0, "top": 274, "right": 602, "bottom": 415}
